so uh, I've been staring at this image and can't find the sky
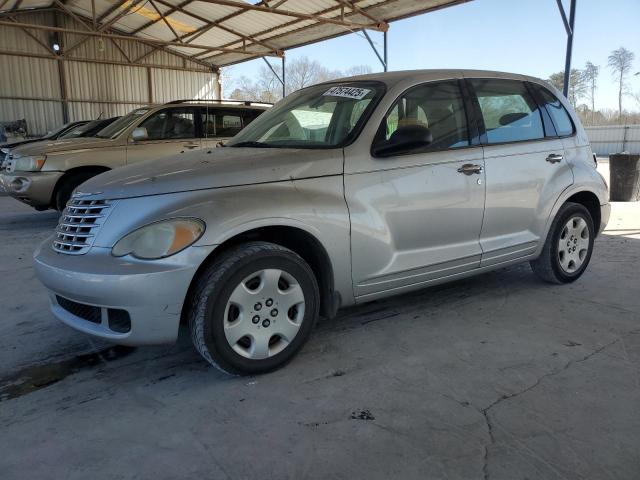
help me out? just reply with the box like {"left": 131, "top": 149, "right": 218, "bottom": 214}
{"left": 225, "top": 0, "right": 640, "bottom": 111}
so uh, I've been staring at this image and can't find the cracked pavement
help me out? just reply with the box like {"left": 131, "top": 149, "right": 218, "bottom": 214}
{"left": 1, "top": 163, "right": 639, "bottom": 479}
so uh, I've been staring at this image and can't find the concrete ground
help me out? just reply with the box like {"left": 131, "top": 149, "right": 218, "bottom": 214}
{"left": 1, "top": 162, "right": 639, "bottom": 480}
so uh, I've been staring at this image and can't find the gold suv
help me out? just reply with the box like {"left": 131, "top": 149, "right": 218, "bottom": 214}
{"left": 0, "top": 100, "right": 270, "bottom": 211}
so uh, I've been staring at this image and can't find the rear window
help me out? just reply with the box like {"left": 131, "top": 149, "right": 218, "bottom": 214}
{"left": 536, "top": 86, "right": 575, "bottom": 137}
{"left": 471, "top": 79, "right": 544, "bottom": 144}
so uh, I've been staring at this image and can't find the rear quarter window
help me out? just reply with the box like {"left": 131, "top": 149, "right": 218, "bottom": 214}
{"left": 536, "top": 86, "right": 575, "bottom": 137}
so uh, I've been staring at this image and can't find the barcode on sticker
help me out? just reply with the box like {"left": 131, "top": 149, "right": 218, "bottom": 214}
{"left": 323, "top": 86, "right": 371, "bottom": 100}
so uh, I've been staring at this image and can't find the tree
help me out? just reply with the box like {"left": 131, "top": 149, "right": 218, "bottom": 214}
{"left": 582, "top": 61, "right": 599, "bottom": 123}
{"left": 547, "top": 70, "right": 586, "bottom": 107}
{"left": 227, "top": 58, "right": 374, "bottom": 101}
{"left": 608, "top": 47, "right": 635, "bottom": 119}
{"left": 343, "top": 65, "right": 373, "bottom": 77}
{"left": 548, "top": 71, "right": 565, "bottom": 92}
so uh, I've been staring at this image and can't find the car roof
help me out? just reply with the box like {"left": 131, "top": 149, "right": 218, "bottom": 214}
{"left": 164, "top": 101, "right": 271, "bottom": 111}
{"left": 326, "top": 69, "right": 548, "bottom": 88}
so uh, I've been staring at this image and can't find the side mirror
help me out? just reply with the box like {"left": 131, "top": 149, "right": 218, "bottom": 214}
{"left": 372, "top": 124, "right": 433, "bottom": 158}
{"left": 131, "top": 127, "right": 148, "bottom": 142}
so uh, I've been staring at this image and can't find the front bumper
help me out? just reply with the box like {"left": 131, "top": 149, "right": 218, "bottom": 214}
{"left": 0, "top": 171, "right": 63, "bottom": 207}
{"left": 34, "top": 237, "right": 215, "bottom": 345}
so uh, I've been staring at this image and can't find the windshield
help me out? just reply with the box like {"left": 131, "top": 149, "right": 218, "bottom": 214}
{"left": 96, "top": 108, "right": 150, "bottom": 138}
{"left": 226, "top": 82, "right": 384, "bottom": 149}
{"left": 60, "top": 120, "right": 102, "bottom": 139}
{"left": 45, "top": 122, "right": 76, "bottom": 139}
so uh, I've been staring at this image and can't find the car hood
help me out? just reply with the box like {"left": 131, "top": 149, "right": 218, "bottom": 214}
{"left": 10, "top": 137, "right": 116, "bottom": 156}
{"left": 78, "top": 147, "right": 344, "bottom": 200}
{"left": 1, "top": 138, "right": 43, "bottom": 150}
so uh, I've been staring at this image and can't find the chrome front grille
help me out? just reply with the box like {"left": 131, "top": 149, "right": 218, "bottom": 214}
{"left": 53, "top": 198, "right": 111, "bottom": 254}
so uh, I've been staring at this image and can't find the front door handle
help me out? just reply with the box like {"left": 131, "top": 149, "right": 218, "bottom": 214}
{"left": 546, "top": 153, "right": 563, "bottom": 163}
{"left": 457, "top": 163, "right": 483, "bottom": 175}
{"left": 183, "top": 143, "right": 199, "bottom": 149}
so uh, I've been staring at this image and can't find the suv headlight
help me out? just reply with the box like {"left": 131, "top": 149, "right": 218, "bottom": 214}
{"left": 112, "top": 218, "right": 205, "bottom": 259}
{"left": 13, "top": 155, "right": 46, "bottom": 172}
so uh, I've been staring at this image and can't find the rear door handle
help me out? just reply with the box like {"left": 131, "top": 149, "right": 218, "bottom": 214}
{"left": 457, "top": 163, "right": 483, "bottom": 175}
{"left": 183, "top": 143, "right": 199, "bottom": 149}
{"left": 546, "top": 153, "right": 563, "bottom": 163}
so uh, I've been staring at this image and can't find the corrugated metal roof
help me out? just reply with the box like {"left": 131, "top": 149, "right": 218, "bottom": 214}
{"left": 1, "top": 0, "right": 471, "bottom": 67}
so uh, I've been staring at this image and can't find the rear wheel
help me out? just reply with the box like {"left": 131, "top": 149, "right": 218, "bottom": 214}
{"left": 530, "top": 202, "right": 595, "bottom": 284}
{"left": 54, "top": 171, "right": 101, "bottom": 211}
{"left": 188, "top": 242, "right": 319, "bottom": 375}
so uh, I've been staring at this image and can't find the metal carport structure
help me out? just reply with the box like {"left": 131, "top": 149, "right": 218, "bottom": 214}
{"left": 0, "top": 0, "right": 578, "bottom": 125}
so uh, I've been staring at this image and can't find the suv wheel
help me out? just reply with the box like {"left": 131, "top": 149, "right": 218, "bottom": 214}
{"left": 188, "top": 241, "right": 319, "bottom": 375}
{"left": 530, "top": 202, "right": 595, "bottom": 284}
{"left": 54, "top": 171, "right": 100, "bottom": 211}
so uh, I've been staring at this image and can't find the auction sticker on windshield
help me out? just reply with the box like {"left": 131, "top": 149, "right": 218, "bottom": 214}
{"left": 323, "top": 86, "right": 371, "bottom": 100}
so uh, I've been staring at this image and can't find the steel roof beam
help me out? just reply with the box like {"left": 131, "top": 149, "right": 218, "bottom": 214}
{"left": 129, "top": 0, "right": 192, "bottom": 34}
{"left": 0, "top": 19, "right": 275, "bottom": 55}
{"left": 150, "top": 0, "right": 282, "bottom": 55}
{"left": 148, "top": 0, "right": 182, "bottom": 42}
{"left": 195, "top": 0, "right": 386, "bottom": 32}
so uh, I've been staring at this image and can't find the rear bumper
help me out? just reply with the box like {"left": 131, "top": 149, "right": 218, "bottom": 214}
{"left": 599, "top": 202, "right": 611, "bottom": 235}
{"left": 0, "top": 171, "right": 62, "bottom": 208}
{"left": 34, "top": 237, "right": 215, "bottom": 345}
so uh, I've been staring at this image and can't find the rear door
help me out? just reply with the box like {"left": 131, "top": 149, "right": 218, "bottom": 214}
{"left": 467, "top": 77, "right": 573, "bottom": 267}
{"left": 126, "top": 107, "right": 201, "bottom": 164}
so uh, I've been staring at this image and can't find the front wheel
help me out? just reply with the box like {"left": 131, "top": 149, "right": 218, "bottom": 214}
{"left": 188, "top": 242, "right": 319, "bottom": 375}
{"left": 530, "top": 202, "right": 595, "bottom": 284}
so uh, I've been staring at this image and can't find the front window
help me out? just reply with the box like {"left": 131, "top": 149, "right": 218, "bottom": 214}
{"left": 226, "top": 82, "right": 384, "bottom": 149}
{"left": 96, "top": 108, "right": 150, "bottom": 139}
{"left": 377, "top": 80, "right": 470, "bottom": 151}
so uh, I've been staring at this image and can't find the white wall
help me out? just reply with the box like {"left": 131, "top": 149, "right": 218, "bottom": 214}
{"left": 586, "top": 125, "right": 640, "bottom": 156}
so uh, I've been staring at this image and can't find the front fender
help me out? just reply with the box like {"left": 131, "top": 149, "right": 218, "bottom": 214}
{"left": 95, "top": 177, "right": 354, "bottom": 306}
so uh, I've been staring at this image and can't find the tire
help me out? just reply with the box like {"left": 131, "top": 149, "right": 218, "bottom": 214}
{"left": 188, "top": 241, "right": 320, "bottom": 375}
{"left": 54, "top": 171, "right": 100, "bottom": 211}
{"left": 530, "top": 202, "right": 595, "bottom": 284}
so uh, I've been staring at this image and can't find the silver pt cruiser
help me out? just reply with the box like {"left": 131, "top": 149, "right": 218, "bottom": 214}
{"left": 34, "top": 70, "right": 610, "bottom": 375}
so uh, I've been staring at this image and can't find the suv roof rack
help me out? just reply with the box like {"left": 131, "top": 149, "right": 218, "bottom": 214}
{"left": 165, "top": 99, "right": 273, "bottom": 107}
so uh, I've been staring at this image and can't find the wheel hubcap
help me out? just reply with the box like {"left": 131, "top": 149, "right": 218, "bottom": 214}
{"left": 557, "top": 216, "right": 590, "bottom": 274}
{"left": 224, "top": 269, "right": 305, "bottom": 360}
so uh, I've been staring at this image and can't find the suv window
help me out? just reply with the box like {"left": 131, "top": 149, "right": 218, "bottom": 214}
{"left": 471, "top": 79, "right": 544, "bottom": 144}
{"left": 139, "top": 108, "right": 196, "bottom": 140}
{"left": 202, "top": 109, "right": 243, "bottom": 138}
{"left": 535, "top": 86, "right": 575, "bottom": 137}
{"left": 243, "top": 109, "right": 265, "bottom": 126}
{"left": 379, "top": 80, "right": 469, "bottom": 151}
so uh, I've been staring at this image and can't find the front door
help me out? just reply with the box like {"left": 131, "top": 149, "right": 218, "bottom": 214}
{"left": 467, "top": 78, "right": 574, "bottom": 267}
{"left": 345, "top": 80, "right": 486, "bottom": 299}
{"left": 126, "top": 107, "right": 201, "bottom": 164}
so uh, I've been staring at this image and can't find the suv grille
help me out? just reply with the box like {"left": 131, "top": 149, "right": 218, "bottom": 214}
{"left": 53, "top": 198, "right": 111, "bottom": 254}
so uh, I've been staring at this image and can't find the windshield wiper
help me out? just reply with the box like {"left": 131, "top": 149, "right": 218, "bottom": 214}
{"left": 229, "top": 141, "right": 276, "bottom": 148}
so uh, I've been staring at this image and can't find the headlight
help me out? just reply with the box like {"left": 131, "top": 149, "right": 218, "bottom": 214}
{"left": 13, "top": 155, "right": 46, "bottom": 172}
{"left": 112, "top": 218, "right": 205, "bottom": 259}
